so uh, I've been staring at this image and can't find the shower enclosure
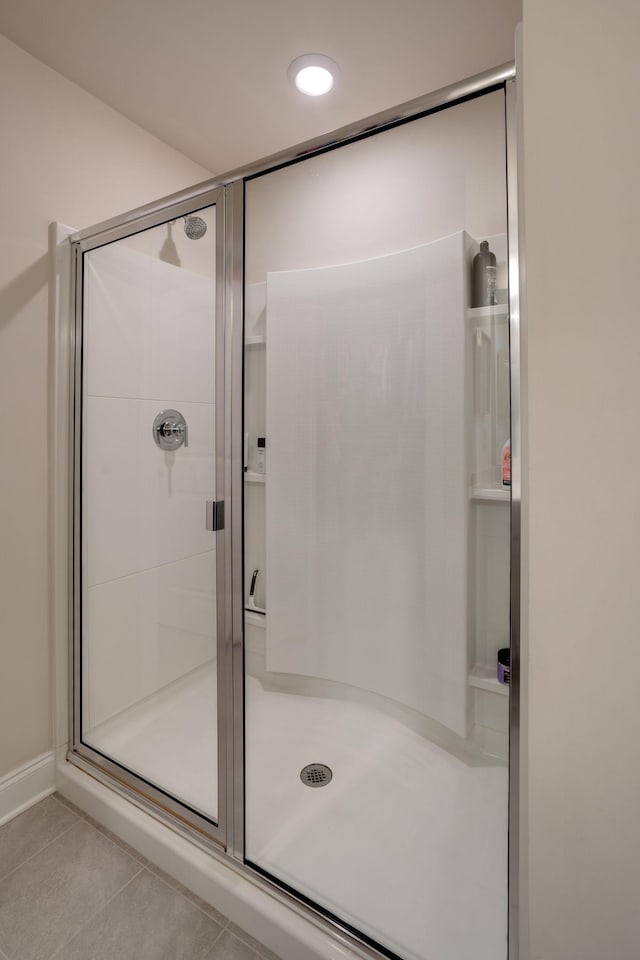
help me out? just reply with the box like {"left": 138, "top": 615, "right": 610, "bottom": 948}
{"left": 65, "top": 63, "right": 520, "bottom": 960}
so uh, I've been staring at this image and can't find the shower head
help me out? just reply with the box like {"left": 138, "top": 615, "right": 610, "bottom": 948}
{"left": 184, "top": 215, "right": 207, "bottom": 240}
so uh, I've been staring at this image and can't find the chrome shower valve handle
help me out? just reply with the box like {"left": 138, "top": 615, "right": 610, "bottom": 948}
{"left": 152, "top": 409, "right": 189, "bottom": 451}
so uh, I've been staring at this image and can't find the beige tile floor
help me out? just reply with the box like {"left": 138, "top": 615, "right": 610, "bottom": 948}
{"left": 0, "top": 795, "right": 281, "bottom": 960}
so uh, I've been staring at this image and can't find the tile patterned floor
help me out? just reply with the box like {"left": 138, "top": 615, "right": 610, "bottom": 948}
{"left": 0, "top": 795, "right": 281, "bottom": 960}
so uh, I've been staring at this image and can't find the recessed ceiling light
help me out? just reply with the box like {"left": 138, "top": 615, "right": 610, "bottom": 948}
{"left": 288, "top": 54, "right": 339, "bottom": 97}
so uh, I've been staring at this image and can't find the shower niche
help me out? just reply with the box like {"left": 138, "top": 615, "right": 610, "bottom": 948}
{"left": 467, "top": 282, "right": 511, "bottom": 759}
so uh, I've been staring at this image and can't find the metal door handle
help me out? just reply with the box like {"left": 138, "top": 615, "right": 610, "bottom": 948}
{"left": 205, "top": 501, "right": 225, "bottom": 531}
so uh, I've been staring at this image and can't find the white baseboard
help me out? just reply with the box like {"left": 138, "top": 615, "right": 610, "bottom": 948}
{"left": 0, "top": 752, "right": 56, "bottom": 827}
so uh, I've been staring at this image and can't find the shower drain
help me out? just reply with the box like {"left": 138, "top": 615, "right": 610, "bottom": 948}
{"left": 300, "top": 763, "right": 333, "bottom": 788}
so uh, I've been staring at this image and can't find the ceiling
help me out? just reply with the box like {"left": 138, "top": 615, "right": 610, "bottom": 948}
{"left": 0, "top": 0, "right": 521, "bottom": 175}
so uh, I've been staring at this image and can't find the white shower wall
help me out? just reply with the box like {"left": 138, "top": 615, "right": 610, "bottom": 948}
{"left": 83, "top": 244, "right": 216, "bottom": 730}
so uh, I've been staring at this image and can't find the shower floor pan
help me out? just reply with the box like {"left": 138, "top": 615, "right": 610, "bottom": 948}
{"left": 83, "top": 663, "right": 507, "bottom": 960}
{"left": 84, "top": 662, "right": 218, "bottom": 821}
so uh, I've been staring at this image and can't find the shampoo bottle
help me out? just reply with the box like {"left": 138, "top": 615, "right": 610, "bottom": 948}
{"left": 472, "top": 240, "right": 497, "bottom": 307}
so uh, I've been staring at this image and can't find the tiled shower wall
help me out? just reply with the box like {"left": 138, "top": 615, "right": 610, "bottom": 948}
{"left": 83, "top": 244, "right": 216, "bottom": 730}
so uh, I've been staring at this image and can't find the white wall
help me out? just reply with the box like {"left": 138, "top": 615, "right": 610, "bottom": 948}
{"left": 522, "top": 3, "right": 640, "bottom": 958}
{"left": 0, "top": 33, "right": 210, "bottom": 779}
{"left": 245, "top": 92, "right": 508, "bottom": 285}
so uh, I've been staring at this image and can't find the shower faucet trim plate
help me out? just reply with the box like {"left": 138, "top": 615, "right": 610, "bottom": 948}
{"left": 152, "top": 409, "right": 188, "bottom": 450}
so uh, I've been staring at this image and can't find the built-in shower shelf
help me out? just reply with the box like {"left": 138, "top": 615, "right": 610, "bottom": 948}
{"left": 466, "top": 303, "right": 509, "bottom": 322}
{"left": 244, "top": 471, "right": 266, "bottom": 484}
{"left": 468, "top": 666, "right": 509, "bottom": 697}
{"left": 470, "top": 483, "right": 510, "bottom": 502}
{"left": 245, "top": 335, "right": 266, "bottom": 347}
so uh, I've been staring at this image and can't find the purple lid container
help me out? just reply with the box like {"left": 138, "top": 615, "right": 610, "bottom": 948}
{"left": 497, "top": 647, "right": 510, "bottom": 685}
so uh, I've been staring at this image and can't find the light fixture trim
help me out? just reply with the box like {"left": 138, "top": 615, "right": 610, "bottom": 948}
{"left": 287, "top": 54, "right": 340, "bottom": 97}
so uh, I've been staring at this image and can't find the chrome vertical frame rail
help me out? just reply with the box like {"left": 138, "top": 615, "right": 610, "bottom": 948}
{"left": 225, "top": 179, "right": 246, "bottom": 859}
{"left": 70, "top": 241, "right": 83, "bottom": 753}
{"left": 506, "top": 75, "right": 524, "bottom": 960}
{"left": 68, "top": 187, "right": 229, "bottom": 848}
{"left": 214, "top": 186, "right": 230, "bottom": 847}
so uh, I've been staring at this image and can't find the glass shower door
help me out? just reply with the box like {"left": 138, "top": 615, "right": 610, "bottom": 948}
{"left": 242, "top": 91, "right": 510, "bottom": 960}
{"left": 75, "top": 196, "right": 226, "bottom": 837}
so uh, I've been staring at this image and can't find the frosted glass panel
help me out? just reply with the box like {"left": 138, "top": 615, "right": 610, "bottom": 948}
{"left": 80, "top": 208, "right": 219, "bottom": 822}
{"left": 244, "top": 90, "right": 510, "bottom": 960}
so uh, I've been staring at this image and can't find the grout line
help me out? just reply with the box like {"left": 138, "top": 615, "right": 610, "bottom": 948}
{"left": 217, "top": 927, "right": 281, "bottom": 960}
{"left": 71, "top": 815, "right": 224, "bottom": 928}
{"left": 46, "top": 811, "right": 263, "bottom": 956}
{"left": 87, "top": 395, "right": 215, "bottom": 406}
{"left": 79, "top": 792, "right": 226, "bottom": 927}
{"left": 211, "top": 925, "right": 227, "bottom": 943}
{"left": 203, "top": 924, "right": 228, "bottom": 958}
{"left": 47, "top": 866, "right": 144, "bottom": 960}
{"left": 88, "top": 547, "right": 216, "bottom": 590}
{"left": 51, "top": 793, "right": 88, "bottom": 821}
{"left": 0, "top": 819, "right": 80, "bottom": 886}
{"left": 81, "top": 817, "right": 148, "bottom": 866}
{"left": 227, "top": 926, "right": 279, "bottom": 960}
{"left": 142, "top": 861, "right": 230, "bottom": 929}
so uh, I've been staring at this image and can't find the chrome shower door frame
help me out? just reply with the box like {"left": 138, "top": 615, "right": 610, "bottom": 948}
{"left": 65, "top": 58, "right": 524, "bottom": 960}
{"left": 68, "top": 186, "right": 229, "bottom": 849}
{"left": 230, "top": 76, "right": 523, "bottom": 959}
